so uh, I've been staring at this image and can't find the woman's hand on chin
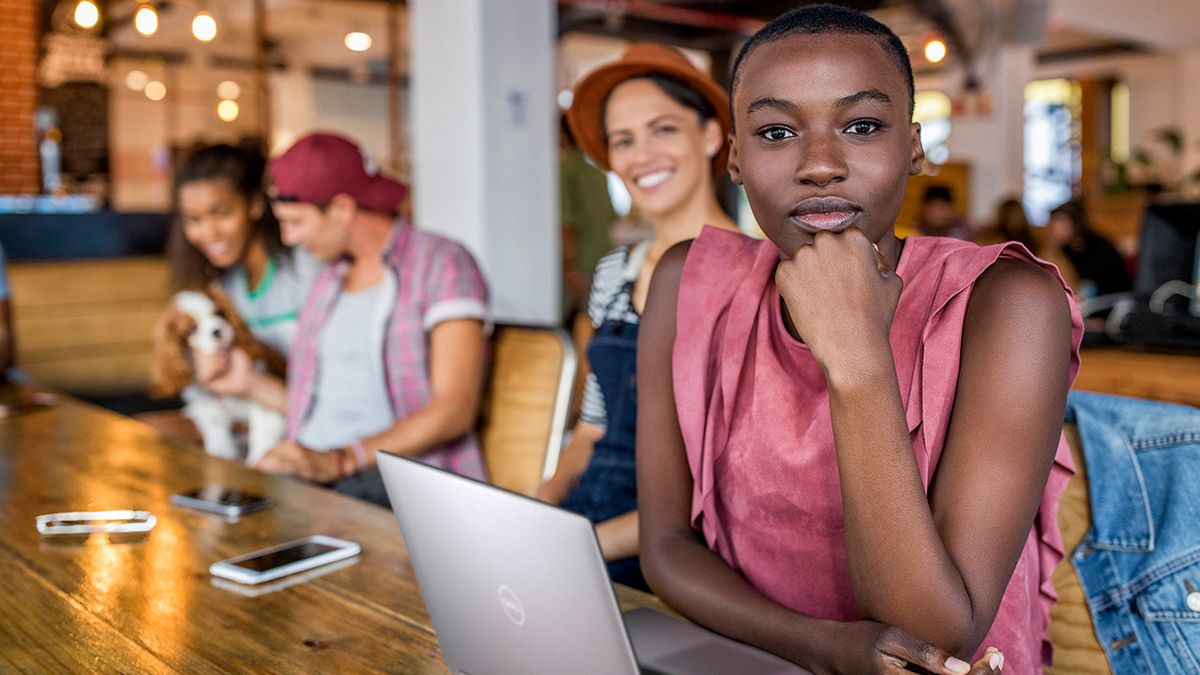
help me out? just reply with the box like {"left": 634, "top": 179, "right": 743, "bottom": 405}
{"left": 775, "top": 227, "right": 901, "bottom": 378}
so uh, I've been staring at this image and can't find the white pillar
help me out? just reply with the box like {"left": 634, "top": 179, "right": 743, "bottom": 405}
{"left": 270, "top": 66, "right": 315, "bottom": 154}
{"left": 1177, "top": 49, "right": 1200, "bottom": 195}
{"left": 948, "top": 45, "right": 1035, "bottom": 223}
{"left": 410, "top": 0, "right": 559, "bottom": 325}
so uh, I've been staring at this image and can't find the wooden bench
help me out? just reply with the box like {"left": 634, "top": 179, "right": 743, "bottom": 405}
{"left": 8, "top": 257, "right": 169, "bottom": 396}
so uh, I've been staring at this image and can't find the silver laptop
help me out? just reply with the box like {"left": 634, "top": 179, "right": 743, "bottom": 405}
{"left": 377, "top": 452, "right": 808, "bottom": 675}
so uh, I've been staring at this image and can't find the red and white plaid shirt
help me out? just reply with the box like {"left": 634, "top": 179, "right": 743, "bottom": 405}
{"left": 286, "top": 219, "right": 489, "bottom": 480}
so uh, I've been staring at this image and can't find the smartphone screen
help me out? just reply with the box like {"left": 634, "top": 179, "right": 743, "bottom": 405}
{"left": 236, "top": 542, "right": 342, "bottom": 572}
{"left": 185, "top": 486, "right": 264, "bottom": 506}
{"left": 173, "top": 487, "right": 273, "bottom": 516}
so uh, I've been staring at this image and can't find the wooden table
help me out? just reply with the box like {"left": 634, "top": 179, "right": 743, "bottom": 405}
{"left": 0, "top": 394, "right": 664, "bottom": 673}
{"left": 1076, "top": 347, "right": 1200, "bottom": 408}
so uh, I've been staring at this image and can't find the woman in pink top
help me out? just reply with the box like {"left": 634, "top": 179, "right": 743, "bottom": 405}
{"left": 637, "top": 6, "right": 1081, "bottom": 675}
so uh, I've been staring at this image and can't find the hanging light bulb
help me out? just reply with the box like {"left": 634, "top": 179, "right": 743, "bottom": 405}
{"left": 73, "top": 1, "right": 100, "bottom": 29}
{"left": 145, "top": 81, "right": 167, "bottom": 101}
{"left": 125, "top": 70, "right": 149, "bottom": 92}
{"left": 134, "top": 4, "right": 158, "bottom": 37}
{"left": 924, "top": 39, "right": 947, "bottom": 64}
{"left": 217, "top": 99, "right": 240, "bottom": 122}
{"left": 192, "top": 11, "right": 218, "bottom": 42}
{"left": 216, "top": 80, "right": 241, "bottom": 100}
{"left": 344, "top": 31, "right": 373, "bottom": 53}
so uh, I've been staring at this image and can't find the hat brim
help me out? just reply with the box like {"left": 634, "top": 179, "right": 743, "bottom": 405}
{"left": 354, "top": 174, "right": 409, "bottom": 214}
{"left": 566, "top": 59, "right": 731, "bottom": 180}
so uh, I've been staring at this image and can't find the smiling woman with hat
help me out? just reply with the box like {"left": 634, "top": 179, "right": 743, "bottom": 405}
{"left": 537, "top": 43, "right": 739, "bottom": 590}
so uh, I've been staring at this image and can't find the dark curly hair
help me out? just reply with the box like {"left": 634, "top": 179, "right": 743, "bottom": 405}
{"left": 167, "top": 141, "right": 288, "bottom": 292}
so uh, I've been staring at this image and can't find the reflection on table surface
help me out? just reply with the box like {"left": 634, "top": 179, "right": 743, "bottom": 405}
{"left": 0, "top": 393, "right": 664, "bottom": 673}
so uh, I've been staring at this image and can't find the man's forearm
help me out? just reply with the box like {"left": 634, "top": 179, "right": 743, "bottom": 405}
{"left": 359, "top": 394, "right": 478, "bottom": 466}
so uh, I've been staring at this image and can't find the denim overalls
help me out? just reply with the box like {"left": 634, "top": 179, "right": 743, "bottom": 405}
{"left": 562, "top": 249, "right": 646, "bottom": 590}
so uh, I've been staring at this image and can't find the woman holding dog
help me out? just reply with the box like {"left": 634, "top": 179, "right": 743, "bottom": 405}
{"left": 537, "top": 44, "right": 740, "bottom": 590}
{"left": 169, "top": 142, "right": 318, "bottom": 359}
{"left": 147, "top": 143, "right": 316, "bottom": 449}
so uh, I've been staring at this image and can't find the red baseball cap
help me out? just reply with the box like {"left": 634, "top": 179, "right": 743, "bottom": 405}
{"left": 269, "top": 132, "right": 408, "bottom": 213}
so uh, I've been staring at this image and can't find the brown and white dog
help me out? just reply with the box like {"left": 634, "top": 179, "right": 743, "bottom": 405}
{"left": 150, "top": 287, "right": 286, "bottom": 465}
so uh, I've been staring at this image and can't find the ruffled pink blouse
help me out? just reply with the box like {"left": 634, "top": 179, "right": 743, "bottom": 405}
{"left": 672, "top": 227, "right": 1083, "bottom": 672}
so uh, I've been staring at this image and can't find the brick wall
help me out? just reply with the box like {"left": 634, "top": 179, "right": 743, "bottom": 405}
{"left": 0, "top": 0, "right": 40, "bottom": 195}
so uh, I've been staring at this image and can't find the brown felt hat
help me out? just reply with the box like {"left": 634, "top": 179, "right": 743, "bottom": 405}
{"left": 565, "top": 43, "right": 731, "bottom": 177}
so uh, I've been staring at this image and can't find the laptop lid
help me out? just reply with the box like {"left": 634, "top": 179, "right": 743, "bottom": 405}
{"left": 378, "top": 452, "right": 641, "bottom": 675}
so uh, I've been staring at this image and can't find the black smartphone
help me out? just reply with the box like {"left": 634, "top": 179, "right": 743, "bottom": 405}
{"left": 170, "top": 486, "right": 274, "bottom": 517}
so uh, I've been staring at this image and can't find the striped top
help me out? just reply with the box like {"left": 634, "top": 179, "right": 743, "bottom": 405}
{"left": 578, "top": 241, "right": 649, "bottom": 430}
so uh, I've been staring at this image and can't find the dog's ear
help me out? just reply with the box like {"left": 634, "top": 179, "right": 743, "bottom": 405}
{"left": 258, "top": 344, "right": 288, "bottom": 379}
{"left": 206, "top": 284, "right": 269, "bottom": 364}
{"left": 150, "top": 308, "right": 194, "bottom": 398}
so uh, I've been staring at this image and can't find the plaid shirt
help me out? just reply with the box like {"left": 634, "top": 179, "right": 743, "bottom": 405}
{"left": 286, "top": 219, "right": 488, "bottom": 480}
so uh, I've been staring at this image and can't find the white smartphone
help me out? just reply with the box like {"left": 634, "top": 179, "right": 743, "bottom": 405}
{"left": 171, "top": 486, "right": 274, "bottom": 517}
{"left": 211, "top": 556, "right": 360, "bottom": 597}
{"left": 209, "top": 535, "right": 361, "bottom": 585}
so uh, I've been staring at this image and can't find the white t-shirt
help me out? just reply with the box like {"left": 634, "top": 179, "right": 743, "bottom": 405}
{"left": 296, "top": 277, "right": 395, "bottom": 451}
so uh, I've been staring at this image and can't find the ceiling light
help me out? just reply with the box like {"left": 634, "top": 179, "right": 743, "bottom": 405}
{"left": 217, "top": 99, "right": 239, "bottom": 122}
{"left": 344, "top": 31, "right": 372, "bottom": 53}
{"left": 73, "top": 1, "right": 100, "bottom": 29}
{"left": 125, "top": 70, "right": 149, "bottom": 92}
{"left": 192, "top": 11, "right": 218, "bottom": 42}
{"left": 924, "top": 39, "right": 947, "bottom": 64}
{"left": 134, "top": 4, "right": 158, "bottom": 37}
{"left": 216, "top": 80, "right": 241, "bottom": 99}
{"left": 145, "top": 81, "right": 167, "bottom": 101}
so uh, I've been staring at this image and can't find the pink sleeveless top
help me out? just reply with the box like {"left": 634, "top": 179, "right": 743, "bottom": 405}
{"left": 673, "top": 228, "right": 1083, "bottom": 672}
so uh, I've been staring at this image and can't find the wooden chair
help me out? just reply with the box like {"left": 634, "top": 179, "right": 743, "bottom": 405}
{"left": 478, "top": 324, "right": 576, "bottom": 497}
{"left": 1046, "top": 423, "right": 1112, "bottom": 674}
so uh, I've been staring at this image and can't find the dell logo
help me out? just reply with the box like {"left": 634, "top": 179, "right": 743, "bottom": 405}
{"left": 497, "top": 585, "right": 525, "bottom": 626}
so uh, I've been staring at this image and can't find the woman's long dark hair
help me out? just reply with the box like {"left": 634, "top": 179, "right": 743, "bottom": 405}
{"left": 167, "top": 141, "right": 287, "bottom": 292}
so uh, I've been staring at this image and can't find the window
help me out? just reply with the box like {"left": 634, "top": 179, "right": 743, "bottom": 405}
{"left": 1024, "top": 79, "right": 1081, "bottom": 224}
{"left": 913, "top": 90, "right": 952, "bottom": 166}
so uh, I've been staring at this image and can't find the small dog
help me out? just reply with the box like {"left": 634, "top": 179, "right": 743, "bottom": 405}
{"left": 150, "top": 287, "right": 286, "bottom": 465}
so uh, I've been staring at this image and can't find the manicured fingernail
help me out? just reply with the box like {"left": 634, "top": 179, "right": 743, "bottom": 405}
{"left": 989, "top": 652, "right": 1003, "bottom": 670}
{"left": 945, "top": 656, "right": 970, "bottom": 674}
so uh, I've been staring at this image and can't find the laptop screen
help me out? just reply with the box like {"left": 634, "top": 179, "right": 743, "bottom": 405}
{"left": 1135, "top": 202, "right": 1200, "bottom": 316}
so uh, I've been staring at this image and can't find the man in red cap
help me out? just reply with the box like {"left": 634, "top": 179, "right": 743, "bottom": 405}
{"left": 219, "top": 132, "right": 490, "bottom": 504}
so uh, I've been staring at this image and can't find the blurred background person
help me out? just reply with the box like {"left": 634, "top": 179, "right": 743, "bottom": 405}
{"left": 142, "top": 143, "right": 316, "bottom": 445}
{"left": 245, "top": 132, "right": 490, "bottom": 506}
{"left": 914, "top": 185, "right": 974, "bottom": 239}
{"left": 1048, "top": 199, "right": 1132, "bottom": 300}
{"left": 169, "top": 142, "right": 317, "bottom": 358}
{"left": 976, "top": 197, "right": 1036, "bottom": 249}
{"left": 539, "top": 43, "right": 739, "bottom": 590}
{"left": 977, "top": 196, "right": 1078, "bottom": 290}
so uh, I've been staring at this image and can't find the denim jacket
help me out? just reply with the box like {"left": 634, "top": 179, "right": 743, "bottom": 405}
{"left": 1065, "top": 391, "right": 1200, "bottom": 674}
